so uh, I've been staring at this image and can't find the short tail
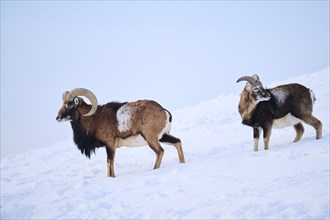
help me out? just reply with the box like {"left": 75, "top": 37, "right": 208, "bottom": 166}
{"left": 164, "top": 108, "right": 173, "bottom": 122}
{"left": 309, "top": 89, "right": 316, "bottom": 104}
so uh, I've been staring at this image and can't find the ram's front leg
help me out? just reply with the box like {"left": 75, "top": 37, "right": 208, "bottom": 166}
{"left": 263, "top": 124, "right": 272, "bottom": 150}
{"left": 253, "top": 127, "right": 261, "bottom": 151}
{"left": 106, "top": 140, "right": 117, "bottom": 177}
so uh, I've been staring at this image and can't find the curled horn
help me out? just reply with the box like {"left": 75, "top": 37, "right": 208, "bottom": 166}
{"left": 67, "top": 88, "right": 98, "bottom": 116}
{"left": 236, "top": 76, "right": 257, "bottom": 85}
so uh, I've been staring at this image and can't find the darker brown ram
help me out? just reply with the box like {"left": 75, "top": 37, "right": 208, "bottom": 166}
{"left": 237, "top": 74, "right": 322, "bottom": 151}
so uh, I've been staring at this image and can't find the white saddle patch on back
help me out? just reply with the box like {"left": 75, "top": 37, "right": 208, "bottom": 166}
{"left": 116, "top": 105, "right": 172, "bottom": 147}
{"left": 273, "top": 113, "right": 302, "bottom": 129}
{"left": 272, "top": 89, "right": 288, "bottom": 106}
{"left": 116, "top": 104, "right": 134, "bottom": 132}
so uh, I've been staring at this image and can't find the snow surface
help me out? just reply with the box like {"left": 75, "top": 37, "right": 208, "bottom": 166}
{"left": 1, "top": 68, "right": 329, "bottom": 219}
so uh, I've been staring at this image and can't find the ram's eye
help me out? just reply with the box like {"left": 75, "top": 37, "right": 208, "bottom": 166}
{"left": 253, "top": 87, "right": 259, "bottom": 92}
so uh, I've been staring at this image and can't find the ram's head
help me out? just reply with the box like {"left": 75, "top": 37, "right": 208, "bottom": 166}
{"left": 56, "top": 88, "right": 98, "bottom": 122}
{"left": 237, "top": 74, "right": 271, "bottom": 103}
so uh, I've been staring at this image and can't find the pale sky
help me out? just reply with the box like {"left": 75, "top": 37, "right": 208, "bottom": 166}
{"left": 1, "top": 1, "right": 329, "bottom": 158}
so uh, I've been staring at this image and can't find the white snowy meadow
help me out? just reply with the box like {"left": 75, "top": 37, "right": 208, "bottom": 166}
{"left": 1, "top": 68, "right": 329, "bottom": 219}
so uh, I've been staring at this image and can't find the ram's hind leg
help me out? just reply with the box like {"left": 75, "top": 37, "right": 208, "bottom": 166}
{"left": 160, "top": 133, "right": 185, "bottom": 163}
{"left": 145, "top": 137, "right": 164, "bottom": 169}
{"left": 293, "top": 123, "right": 304, "bottom": 142}
{"left": 295, "top": 111, "right": 322, "bottom": 140}
{"left": 302, "top": 115, "right": 322, "bottom": 140}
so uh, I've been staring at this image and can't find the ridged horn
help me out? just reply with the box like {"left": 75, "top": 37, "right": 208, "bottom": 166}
{"left": 236, "top": 76, "right": 257, "bottom": 85}
{"left": 67, "top": 88, "right": 98, "bottom": 117}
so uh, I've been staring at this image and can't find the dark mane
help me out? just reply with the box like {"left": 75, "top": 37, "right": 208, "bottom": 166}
{"left": 71, "top": 101, "right": 127, "bottom": 158}
{"left": 71, "top": 120, "right": 105, "bottom": 158}
{"left": 242, "top": 100, "right": 274, "bottom": 128}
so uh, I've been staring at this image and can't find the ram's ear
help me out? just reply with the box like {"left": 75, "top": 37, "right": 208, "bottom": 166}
{"left": 245, "top": 82, "right": 252, "bottom": 91}
{"left": 252, "top": 74, "right": 260, "bottom": 81}
{"left": 62, "top": 91, "right": 69, "bottom": 102}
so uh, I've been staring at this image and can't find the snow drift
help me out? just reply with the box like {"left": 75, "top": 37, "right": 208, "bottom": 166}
{"left": 1, "top": 68, "right": 329, "bottom": 219}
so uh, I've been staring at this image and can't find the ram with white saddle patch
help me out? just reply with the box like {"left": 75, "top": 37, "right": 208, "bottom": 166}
{"left": 236, "top": 74, "right": 322, "bottom": 151}
{"left": 56, "top": 88, "right": 185, "bottom": 177}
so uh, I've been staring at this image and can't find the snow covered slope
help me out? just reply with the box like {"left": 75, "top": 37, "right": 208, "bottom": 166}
{"left": 1, "top": 68, "right": 329, "bottom": 219}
